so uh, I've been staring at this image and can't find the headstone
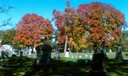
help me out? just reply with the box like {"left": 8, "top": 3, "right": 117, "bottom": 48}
{"left": 1, "top": 50, "right": 5, "bottom": 61}
{"left": 12, "top": 51, "right": 16, "bottom": 55}
{"left": 55, "top": 42, "right": 60, "bottom": 59}
{"left": 35, "top": 42, "right": 52, "bottom": 65}
{"left": 11, "top": 51, "right": 16, "bottom": 58}
{"left": 79, "top": 55, "right": 82, "bottom": 58}
{"left": 85, "top": 54, "right": 88, "bottom": 57}
{"left": 34, "top": 42, "right": 55, "bottom": 72}
{"left": 55, "top": 50, "right": 60, "bottom": 59}
{"left": 71, "top": 55, "right": 74, "bottom": 58}
{"left": 20, "top": 50, "right": 23, "bottom": 60}
{"left": 65, "top": 52, "right": 70, "bottom": 57}
{"left": 89, "top": 53, "right": 107, "bottom": 76}
{"left": 24, "top": 48, "right": 28, "bottom": 56}
{"left": 1, "top": 50, "right": 8, "bottom": 61}
{"left": 75, "top": 55, "right": 78, "bottom": 59}
{"left": 90, "top": 55, "right": 92, "bottom": 58}
{"left": 28, "top": 47, "right": 32, "bottom": 57}
{"left": 109, "top": 49, "right": 112, "bottom": 53}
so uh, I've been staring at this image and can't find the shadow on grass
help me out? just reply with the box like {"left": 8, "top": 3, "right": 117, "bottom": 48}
{"left": 106, "top": 59, "right": 128, "bottom": 76}
{"left": 24, "top": 59, "right": 91, "bottom": 76}
{"left": 0, "top": 57, "right": 128, "bottom": 76}
{"left": 0, "top": 56, "right": 34, "bottom": 76}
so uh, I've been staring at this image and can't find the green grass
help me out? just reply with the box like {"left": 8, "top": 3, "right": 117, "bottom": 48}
{"left": 0, "top": 52, "right": 128, "bottom": 76}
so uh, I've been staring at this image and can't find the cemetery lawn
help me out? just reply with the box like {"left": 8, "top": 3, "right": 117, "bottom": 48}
{"left": 0, "top": 52, "right": 128, "bottom": 76}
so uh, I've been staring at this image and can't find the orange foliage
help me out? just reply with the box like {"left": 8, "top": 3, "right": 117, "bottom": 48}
{"left": 77, "top": 2, "right": 125, "bottom": 47}
{"left": 13, "top": 13, "right": 54, "bottom": 47}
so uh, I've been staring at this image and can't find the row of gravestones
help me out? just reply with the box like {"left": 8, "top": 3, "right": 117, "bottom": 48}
{"left": 51, "top": 52, "right": 116, "bottom": 59}
{"left": 0, "top": 50, "right": 116, "bottom": 62}
{"left": 65, "top": 54, "right": 93, "bottom": 59}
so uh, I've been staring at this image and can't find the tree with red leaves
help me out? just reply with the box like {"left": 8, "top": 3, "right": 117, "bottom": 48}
{"left": 13, "top": 13, "right": 54, "bottom": 49}
{"left": 77, "top": 2, "right": 126, "bottom": 52}
{"left": 77, "top": 2, "right": 126, "bottom": 73}
{"left": 52, "top": 1, "right": 87, "bottom": 52}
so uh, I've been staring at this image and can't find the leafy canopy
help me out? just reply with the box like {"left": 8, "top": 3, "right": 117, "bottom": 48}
{"left": 13, "top": 13, "right": 54, "bottom": 48}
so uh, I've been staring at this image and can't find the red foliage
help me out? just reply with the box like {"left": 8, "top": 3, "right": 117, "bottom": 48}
{"left": 52, "top": 4, "right": 76, "bottom": 44}
{"left": 13, "top": 13, "right": 54, "bottom": 46}
{"left": 77, "top": 2, "right": 125, "bottom": 46}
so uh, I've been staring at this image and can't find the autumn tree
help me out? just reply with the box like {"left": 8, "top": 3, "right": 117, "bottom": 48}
{"left": 1, "top": 29, "right": 16, "bottom": 45}
{"left": 77, "top": 2, "right": 126, "bottom": 53}
{"left": 13, "top": 13, "right": 54, "bottom": 49}
{"left": 52, "top": 1, "right": 87, "bottom": 52}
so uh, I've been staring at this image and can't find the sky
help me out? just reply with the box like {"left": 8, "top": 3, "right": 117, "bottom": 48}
{"left": 0, "top": 0, "right": 128, "bottom": 30}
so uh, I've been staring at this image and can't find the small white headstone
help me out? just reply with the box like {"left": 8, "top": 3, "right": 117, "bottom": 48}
{"left": 85, "top": 54, "right": 88, "bottom": 57}
{"left": 65, "top": 52, "right": 70, "bottom": 57}
{"left": 79, "top": 55, "right": 82, "bottom": 58}
{"left": 75, "top": 55, "right": 78, "bottom": 59}
{"left": 109, "top": 49, "right": 112, "bottom": 53}
{"left": 71, "top": 55, "right": 74, "bottom": 58}
{"left": 90, "top": 55, "right": 92, "bottom": 58}
{"left": 28, "top": 47, "right": 32, "bottom": 57}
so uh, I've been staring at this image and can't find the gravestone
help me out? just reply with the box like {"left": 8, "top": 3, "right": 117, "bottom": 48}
{"left": 75, "top": 55, "right": 78, "bottom": 59}
{"left": 90, "top": 55, "right": 92, "bottom": 58}
{"left": 1, "top": 50, "right": 9, "bottom": 61}
{"left": 65, "top": 52, "right": 70, "bottom": 57}
{"left": 19, "top": 50, "right": 23, "bottom": 60}
{"left": 1, "top": 50, "right": 5, "bottom": 61}
{"left": 79, "top": 55, "right": 82, "bottom": 58}
{"left": 34, "top": 42, "right": 54, "bottom": 72}
{"left": 28, "top": 47, "right": 32, "bottom": 57}
{"left": 89, "top": 53, "right": 107, "bottom": 76}
{"left": 106, "top": 53, "right": 108, "bottom": 55}
{"left": 55, "top": 42, "right": 60, "bottom": 59}
{"left": 11, "top": 51, "right": 16, "bottom": 58}
{"left": 35, "top": 43, "right": 52, "bottom": 64}
{"left": 71, "top": 55, "right": 74, "bottom": 58}
{"left": 109, "top": 49, "right": 112, "bottom": 53}
{"left": 55, "top": 50, "right": 60, "bottom": 59}
{"left": 35, "top": 45, "right": 42, "bottom": 65}
{"left": 85, "top": 54, "right": 88, "bottom": 57}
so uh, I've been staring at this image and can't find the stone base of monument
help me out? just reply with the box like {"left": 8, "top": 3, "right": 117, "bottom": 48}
{"left": 88, "top": 53, "right": 107, "bottom": 76}
{"left": 65, "top": 52, "right": 70, "bottom": 57}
